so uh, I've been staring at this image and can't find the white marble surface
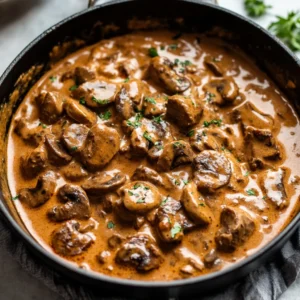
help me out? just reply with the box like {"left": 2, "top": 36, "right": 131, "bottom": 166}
{"left": 0, "top": 0, "right": 299, "bottom": 299}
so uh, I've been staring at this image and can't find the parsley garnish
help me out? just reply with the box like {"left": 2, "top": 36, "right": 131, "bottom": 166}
{"left": 13, "top": 195, "right": 19, "bottom": 200}
{"left": 145, "top": 97, "right": 156, "bottom": 104}
{"left": 161, "top": 197, "right": 169, "bottom": 206}
{"left": 169, "top": 44, "right": 178, "bottom": 50}
{"left": 126, "top": 113, "right": 143, "bottom": 129}
{"left": 70, "top": 146, "right": 78, "bottom": 151}
{"left": 124, "top": 77, "right": 130, "bottom": 83}
{"left": 171, "top": 223, "right": 182, "bottom": 238}
{"left": 173, "top": 141, "right": 183, "bottom": 149}
{"left": 187, "top": 129, "right": 195, "bottom": 137}
{"left": 183, "top": 180, "right": 189, "bottom": 185}
{"left": 137, "top": 198, "right": 146, "bottom": 203}
{"left": 92, "top": 96, "right": 109, "bottom": 105}
{"left": 49, "top": 76, "right": 57, "bottom": 83}
{"left": 174, "top": 179, "right": 180, "bottom": 186}
{"left": 69, "top": 85, "right": 78, "bottom": 91}
{"left": 148, "top": 47, "right": 158, "bottom": 57}
{"left": 206, "top": 92, "right": 215, "bottom": 103}
{"left": 199, "top": 202, "right": 205, "bottom": 207}
{"left": 143, "top": 131, "right": 153, "bottom": 143}
{"left": 153, "top": 115, "right": 163, "bottom": 124}
{"left": 79, "top": 97, "right": 86, "bottom": 105}
{"left": 154, "top": 141, "right": 163, "bottom": 150}
{"left": 128, "top": 191, "right": 134, "bottom": 196}
{"left": 246, "top": 189, "right": 256, "bottom": 196}
{"left": 245, "top": 0, "right": 271, "bottom": 17}
{"left": 99, "top": 110, "right": 111, "bottom": 121}
{"left": 107, "top": 221, "right": 115, "bottom": 229}
{"left": 38, "top": 122, "right": 47, "bottom": 129}
{"left": 244, "top": 171, "right": 251, "bottom": 177}
{"left": 133, "top": 183, "right": 141, "bottom": 190}
{"left": 268, "top": 11, "right": 300, "bottom": 51}
{"left": 203, "top": 119, "right": 222, "bottom": 127}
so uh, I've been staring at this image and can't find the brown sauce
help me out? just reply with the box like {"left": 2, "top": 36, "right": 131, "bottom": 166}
{"left": 6, "top": 30, "right": 300, "bottom": 281}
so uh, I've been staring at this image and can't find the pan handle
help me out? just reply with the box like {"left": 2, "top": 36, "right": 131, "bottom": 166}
{"left": 88, "top": 0, "right": 218, "bottom": 8}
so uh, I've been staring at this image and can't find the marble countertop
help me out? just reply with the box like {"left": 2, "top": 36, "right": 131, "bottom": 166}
{"left": 0, "top": 0, "right": 299, "bottom": 299}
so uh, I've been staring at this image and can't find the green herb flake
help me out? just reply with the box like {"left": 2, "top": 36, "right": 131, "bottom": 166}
{"left": 206, "top": 92, "right": 215, "bottom": 103}
{"left": 49, "top": 76, "right": 57, "bottom": 83}
{"left": 137, "top": 198, "right": 146, "bottom": 204}
{"left": 262, "top": 195, "right": 267, "bottom": 200}
{"left": 181, "top": 60, "right": 191, "bottom": 67}
{"left": 13, "top": 195, "right": 19, "bottom": 200}
{"left": 174, "top": 179, "right": 180, "bottom": 186}
{"left": 199, "top": 202, "right": 205, "bottom": 207}
{"left": 174, "top": 58, "right": 180, "bottom": 66}
{"left": 124, "top": 77, "right": 130, "bottom": 83}
{"left": 244, "top": 171, "right": 251, "bottom": 177}
{"left": 203, "top": 119, "right": 222, "bottom": 128}
{"left": 143, "top": 131, "right": 153, "bottom": 143}
{"left": 202, "top": 131, "right": 207, "bottom": 136}
{"left": 79, "top": 97, "right": 86, "bottom": 105}
{"left": 144, "top": 186, "right": 150, "bottom": 190}
{"left": 153, "top": 115, "right": 163, "bottom": 124}
{"left": 161, "top": 197, "right": 169, "bottom": 206}
{"left": 71, "top": 146, "right": 78, "bottom": 152}
{"left": 92, "top": 96, "right": 109, "bottom": 105}
{"left": 145, "top": 97, "right": 156, "bottom": 104}
{"left": 187, "top": 129, "right": 195, "bottom": 137}
{"left": 171, "top": 223, "right": 182, "bottom": 239}
{"left": 99, "top": 110, "right": 112, "bottom": 121}
{"left": 128, "top": 191, "right": 134, "bottom": 196}
{"left": 173, "top": 141, "right": 182, "bottom": 149}
{"left": 133, "top": 183, "right": 141, "bottom": 190}
{"left": 38, "top": 122, "right": 47, "bottom": 129}
{"left": 107, "top": 221, "right": 115, "bottom": 229}
{"left": 148, "top": 47, "right": 159, "bottom": 57}
{"left": 169, "top": 44, "right": 178, "bottom": 50}
{"left": 69, "top": 85, "right": 78, "bottom": 91}
{"left": 245, "top": 0, "right": 272, "bottom": 17}
{"left": 183, "top": 180, "right": 189, "bottom": 185}
{"left": 246, "top": 189, "right": 256, "bottom": 196}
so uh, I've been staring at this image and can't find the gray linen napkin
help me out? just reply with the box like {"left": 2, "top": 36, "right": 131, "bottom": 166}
{"left": 1, "top": 213, "right": 300, "bottom": 300}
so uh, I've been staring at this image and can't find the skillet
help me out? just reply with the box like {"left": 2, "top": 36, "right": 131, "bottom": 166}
{"left": 0, "top": 0, "right": 300, "bottom": 298}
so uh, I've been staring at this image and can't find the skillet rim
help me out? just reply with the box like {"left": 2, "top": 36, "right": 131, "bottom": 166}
{"left": 0, "top": 0, "right": 300, "bottom": 289}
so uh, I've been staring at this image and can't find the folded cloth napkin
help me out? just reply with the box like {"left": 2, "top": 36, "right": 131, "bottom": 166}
{"left": 1, "top": 213, "right": 300, "bottom": 300}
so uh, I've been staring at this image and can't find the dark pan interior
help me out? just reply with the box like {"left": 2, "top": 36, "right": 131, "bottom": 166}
{"left": 0, "top": 0, "right": 299, "bottom": 298}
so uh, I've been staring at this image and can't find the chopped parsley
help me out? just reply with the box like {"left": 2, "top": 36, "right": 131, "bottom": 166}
{"left": 126, "top": 113, "right": 143, "bottom": 129}
{"left": 70, "top": 146, "right": 78, "bottom": 152}
{"left": 148, "top": 47, "right": 159, "bottom": 57}
{"left": 79, "top": 97, "right": 86, "bottom": 105}
{"left": 69, "top": 85, "right": 78, "bottom": 91}
{"left": 206, "top": 92, "right": 215, "bottom": 103}
{"left": 143, "top": 131, "right": 153, "bottom": 143}
{"left": 203, "top": 119, "right": 222, "bottom": 127}
{"left": 92, "top": 96, "right": 109, "bottom": 105}
{"left": 128, "top": 191, "right": 135, "bottom": 196}
{"left": 183, "top": 180, "right": 189, "bottom": 185}
{"left": 154, "top": 141, "right": 163, "bottom": 150}
{"left": 246, "top": 189, "right": 256, "bottom": 196}
{"left": 124, "top": 77, "right": 130, "bottom": 83}
{"left": 161, "top": 197, "right": 169, "bottom": 206}
{"left": 153, "top": 115, "right": 163, "bottom": 124}
{"left": 171, "top": 223, "right": 182, "bottom": 239}
{"left": 244, "top": 171, "right": 251, "bottom": 177}
{"left": 187, "top": 129, "right": 195, "bottom": 137}
{"left": 199, "top": 202, "right": 206, "bottom": 207}
{"left": 107, "top": 221, "right": 115, "bottom": 229}
{"left": 174, "top": 179, "right": 180, "bottom": 186}
{"left": 169, "top": 44, "right": 178, "bottom": 50}
{"left": 38, "top": 122, "right": 47, "bottom": 129}
{"left": 99, "top": 110, "right": 111, "bottom": 121}
{"left": 245, "top": 0, "right": 271, "bottom": 17}
{"left": 262, "top": 195, "right": 267, "bottom": 200}
{"left": 145, "top": 97, "right": 156, "bottom": 104}
{"left": 12, "top": 195, "right": 19, "bottom": 200}
{"left": 49, "top": 76, "right": 57, "bottom": 83}
{"left": 137, "top": 198, "right": 146, "bottom": 204}
{"left": 133, "top": 183, "right": 141, "bottom": 190}
{"left": 173, "top": 141, "right": 183, "bottom": 149}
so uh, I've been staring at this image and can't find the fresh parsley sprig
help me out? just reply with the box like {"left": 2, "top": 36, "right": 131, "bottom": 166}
{"left": 244, "top": 0, "right": 271, "bottom": 17}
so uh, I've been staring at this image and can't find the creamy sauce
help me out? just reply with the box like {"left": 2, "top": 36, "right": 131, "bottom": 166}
{"left": 6, "top": 31, "right": 300, "bottom": 281}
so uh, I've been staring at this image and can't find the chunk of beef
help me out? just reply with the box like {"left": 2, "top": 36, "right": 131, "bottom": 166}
{"left": 215, "top": 207, "right": 255, "bottom": 252}
{"left": 119, "top": 58, "right": 139, "bottom": 77}
{"left": 45, "top": 134, "right": 72, "bottom": 165}
{"left": 143, "top": 94, "right": 167, "bottom": 117}
{"left": 193, "top": 150, "right": 232, "bottom": 192}
{"left": 35, "top": 91, "right": 64, "bottom": 124}
{"left": 259, "top": 167, "right": 288, "bottom": 209}
{"left": 204, "top": 249, "right": 220, "bottom": 268}
{"left": 18, "top": 171, "right": 57, "bottom": 207}
{"left": 114, "top": 198, "right": 137, "bottom": 222}
{"left": 115, "top": 80, "right": 148, "bottom": 120}
{"left": 51, "top": 220, "right": 93, "bottom": 256}
{"left": 167, "top": 95, "right": 202, "bottom": 127}
{"left": 204, "top": 55, "right": 224, "bottom": 76}
{"left": 120, "top": 181, "right": 161, "bottom": 213}
{"left": 108, "top": 233, "right": 125, "bottom": 249}
{"left": 115, "top": 234, "right": 163, "bottom": 271}
{"left": 62, "top": 123, "right": 89, "bottom": 153}
{"left": 48, "top": 184, "right": 91, "bottom": 221}
{"left": 157, "top": 141, "right": 194, "bottom": 171}
{"left": 61, "top": 160, "right": 88, "bottom": 181}
{"left": 132, "top": 166, "right": 165, "bottom": 187}
{"left": 150, "top": 56, "right": 191, "bottom": 93}
{"left": 82, "top": 170, "right": 126, "bottom": 195}
{"left": 181, "top": 181, "right": 213, "bottom": 225}
{"left": 14, "top": 119, "right": 47, "bottom": 146}
{"left": 80, "top": 124, "right": 120, "bottom": 171}
{"left": 21, "top": 143, "right": 47, "bottom": 178}
{"left": 74, "top": 66, "right": 96, "bottom": 84}
{"left": 244, "top": 126, "right": 282, "bottom": 170}
{"left": 203, "top": 77, "right": 239, "bottom": 105}
{"left": 72, "top": 79, "right": 118, "bottom": 108}
{"left": 93, "top": 51, "right": 120, "bottom": 78}
{"left": 64, "top": 98, "right": 97, "bottom": 127}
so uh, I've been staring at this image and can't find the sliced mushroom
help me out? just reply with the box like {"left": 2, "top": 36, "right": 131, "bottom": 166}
{"left": 61, "top": 160, "right": 88, "bottom": 181}
{"left": 119, "top": 58, "right": 139, "bottom": 77}
{"left": 80, "top": 124, "right": 120, "bottom": 171}
{"left": 62, "top": 123, "right": 89, "bottom": 153}
{"left": 215, "top": 206, "right": 255, "bottom": 252}
{"left": 18, "top": 171, "right": 56, "bottom": 207}
{"left": 45, "top": 134, "right": 72, "bottom": 165}
{"left": 51, "top": 220, "right": 93, "bottom": 256}
{"left": 21, "top": 143, "right": 47, "bottom": 178}
{"left": 35, "top": 91, "right": 64, "bottom": 124}
{"left": 64, "top": 98, "right": 97, "bottom": 127}
{"left": 72, "top": 79, "right": 118, "bottom": 108}
{"left": 203, "top": 77, "right": 239, "bottom": 105}
{"left": 115, "top": 80, "right": 148, "bottom": 120}
{"left": 181, "top": 181, "right": 213, "bottom": 225}
{"left": 204, "top": 55, "right": 224, "bottom": 76}
{"left": 114, "top": 198, "right": 137, "bottom": 222}
{"left": 150, "top": 56, "right": 191, "bottom": 93}
{"left": 48, "top": 184, "right": 91, "bottom": 221}
{"left": 259, "top": 167, "right": 289, "bottom": 209}
{"left": 143, "top": 94, "right": 167, "bottom": 117}
{"left": 74, "top": 66, "right": 96, "bottom": 84}
{"left": 132, "top": 165, "right": 165, "bottom": 188}
{"left": 167, "top": 95, "right": 202, "bottom": 127}
{"left": 157, "top": 141, "right": 194, "bottom": 171}
{"left": 82, "top": 170, "right": 126, "bottom": 195}
{"left": 120, "top": 181, "right": 161, "bottom": 213}
{"left": 204, "top": 249, "right": 221, "bottom": 268}
{"left": 115, "top": 234, "right": 163, "bottom": 271}
{"left": 92, "top": 51, "right": 120, "bottom": 78}
{"left": 193, "top": 150, "right": 232, "bottom": 192}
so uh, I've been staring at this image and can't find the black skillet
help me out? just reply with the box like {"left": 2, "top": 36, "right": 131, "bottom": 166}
{"left": 0, "top": 0, "right": 300, "bottom": 299}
